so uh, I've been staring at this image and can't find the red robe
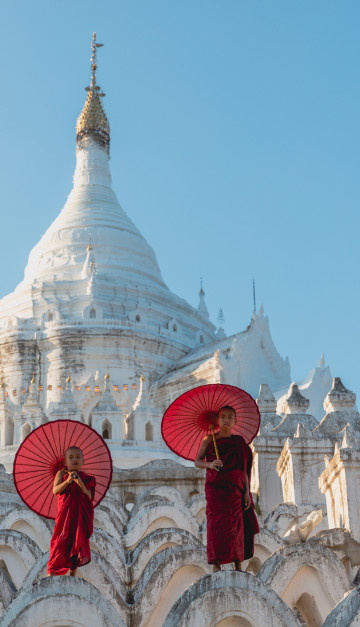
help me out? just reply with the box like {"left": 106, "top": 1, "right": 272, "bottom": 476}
{"left": 48, "top": 471, "right": 96, "bottom": 575}
{"left": 205, "top": 435, "right": 259, "bottom": 564}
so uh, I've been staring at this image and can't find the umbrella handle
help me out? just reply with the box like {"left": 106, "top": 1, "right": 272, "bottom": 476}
{"left": 210, "top": 427, "right": 220, "bottom": 460}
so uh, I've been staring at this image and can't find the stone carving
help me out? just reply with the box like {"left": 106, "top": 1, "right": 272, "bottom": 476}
{"left": 283, "top": 509, "right": 323, "bottom": 544}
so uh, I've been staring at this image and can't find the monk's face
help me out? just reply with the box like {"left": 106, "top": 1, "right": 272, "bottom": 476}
{"left": 65, "top": 448, "right": 84, "bottom": 472}
{"left": 217, "top": 408, "right": 236, "bottom": 434}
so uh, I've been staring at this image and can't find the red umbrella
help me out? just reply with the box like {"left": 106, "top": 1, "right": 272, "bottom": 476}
{"left": 161, "top": 384, "right": 260, "bottom": 461}
{"left": 13, "top": 419, "right": 113, "bottom": 519}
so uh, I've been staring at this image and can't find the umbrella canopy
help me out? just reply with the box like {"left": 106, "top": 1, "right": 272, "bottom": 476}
{"left": 13, "top": 419, "right": 113, "bottom": 519}
{"left": 161, "top": 384, "right": 260, "bottom": 461}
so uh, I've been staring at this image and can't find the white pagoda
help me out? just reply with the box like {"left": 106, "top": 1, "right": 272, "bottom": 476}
{"left": 0, "top": 34, "right": 300, "bottom": 470}
{"left": 1, "top": 35, "right": 360, "bottom": 627}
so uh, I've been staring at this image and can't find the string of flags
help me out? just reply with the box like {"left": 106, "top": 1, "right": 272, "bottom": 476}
{"left": 4, "top": 382, "right": 138, "bottom": 397}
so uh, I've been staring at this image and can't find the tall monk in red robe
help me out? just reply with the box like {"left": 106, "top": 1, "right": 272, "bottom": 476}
{"left": 195, "top": 406, "right": 259, "bottom": 572}
{"left": 48, "top": 446, "right": 96, "bottom": 576}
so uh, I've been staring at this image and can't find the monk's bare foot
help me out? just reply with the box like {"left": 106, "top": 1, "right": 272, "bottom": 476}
{"left": 69, "top": 568, "right": 77, "bottom": 577}
{"left": 234, "top": 560, "right": 242, "bottom": 571}
{"left": 212, "top": 561, "right": 221, "bottom": 573}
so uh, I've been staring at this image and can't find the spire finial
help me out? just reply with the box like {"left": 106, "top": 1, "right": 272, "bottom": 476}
{"left": 76, "top": 34, "right": 109, "bottom": 153}
{"left": 199, "top": 277, "right": 205, "bottom": 297}
{"left": 90, "top": 32, "right": 104, "bottom": 91}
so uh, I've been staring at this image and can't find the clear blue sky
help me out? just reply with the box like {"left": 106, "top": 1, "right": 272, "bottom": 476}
{"left": 0, "top": 1, "right": 359, "bottom": 403}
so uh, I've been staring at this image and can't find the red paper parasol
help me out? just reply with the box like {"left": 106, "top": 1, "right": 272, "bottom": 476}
{"left": 13, "top": 419, "right": 113, "bottom": 519}
{"left": 161, "top": 384, "right": 260, "bottom": 461}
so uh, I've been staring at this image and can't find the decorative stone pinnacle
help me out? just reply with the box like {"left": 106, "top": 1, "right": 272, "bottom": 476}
{"left": 256, "top": 383, "right": 277, "bottom": 414}
{"left": 323, "top": 377, "right": 356, "bottom": 413}
{"left": 199, "top": 277, "right": 205, "bottom": 297}
{"left": 76, "top": 33, "right": 110, "bottom": 154}
{"left": 283, "top": 383, "right": 309, "bottom": 415}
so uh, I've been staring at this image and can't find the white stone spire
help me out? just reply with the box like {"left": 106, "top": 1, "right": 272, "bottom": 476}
{"left": 197, "top": 279, "right": 209, "bottom": 319}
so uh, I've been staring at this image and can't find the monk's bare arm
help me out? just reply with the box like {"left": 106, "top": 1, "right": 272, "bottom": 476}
{"left": 195, "top": 436, "right": 223, "bottom": 471}
{"left": 53, "top": 470, "right": 73, "bottom": 495}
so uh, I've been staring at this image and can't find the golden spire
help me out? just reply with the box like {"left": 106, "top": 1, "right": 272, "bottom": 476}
{"left": 66, "top": 374, "right": 72, "bottom": 383}
{"left": 76, "top": 33, "right": 110, "bottom": 154}
{"left": 30, "top": 371, "right": 36, "bottom": 384}
{"left": 104, "top": 370, "right": 110, "bottom": 380}
{"left": 87, "top": 234, "right": 93, "bottom": 252}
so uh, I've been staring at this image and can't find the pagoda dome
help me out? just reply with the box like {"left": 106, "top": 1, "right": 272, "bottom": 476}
{"left": 0, "top": 34, "right": 216, "bottom": 355}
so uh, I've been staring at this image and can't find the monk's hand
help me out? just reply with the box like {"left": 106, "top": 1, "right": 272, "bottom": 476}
{"left": 208, "top": 459, "right": 223, "bottom": 471}
{"left": 244, "top": 491, "right": 251, "bottom": 510}
{"left": 73, "top": 474, "right": 84, "bottom": 489}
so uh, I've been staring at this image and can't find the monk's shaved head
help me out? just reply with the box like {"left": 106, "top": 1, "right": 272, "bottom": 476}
{"left": 65, "top": 446, "right": 83, "bottom": 457}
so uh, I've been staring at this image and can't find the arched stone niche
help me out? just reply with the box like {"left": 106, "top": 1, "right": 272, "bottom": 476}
{"left": 129, "top": 527, "right": 204, "bottom": 582}
{"left": 145, "top": 421, "right": 153, "bottom": 441}
{"left": 83, "top": 303, "right": 103, "bottom": 321}
{"left": 102, "top": 419, "right": 112, "bottom": 439}
{"left": 145, "top": 563, "right": 207, "bottom": 627}
{"left": 1, "top": 418, "right": 14, "bottom": 447}
{"left": 21, "top": 423, "right": 31, "bottom": 442}
{"left": 125, "top": 502, "right": 199, "bottom": 549}
{"left": 258, "top": 542, "right": 350, "bottom": 625}
{"left": 0, "top": 530, "right": 41, "bottom": 589}
{"left": 163, "top": 571, "right": 302, "bottom": 627}
{"left": 0, "top": 577, "right": 125, "bottom": 627}
{"left": 2, "top": 511, "right": 52, "bottom": 552}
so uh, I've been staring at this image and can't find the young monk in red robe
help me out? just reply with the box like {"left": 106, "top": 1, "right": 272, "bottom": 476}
{"left": 47, "top": 446, "right": 96, "bottom": 576}
{"left": 195, "top": 406, "right": 259, "bottom": 572}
